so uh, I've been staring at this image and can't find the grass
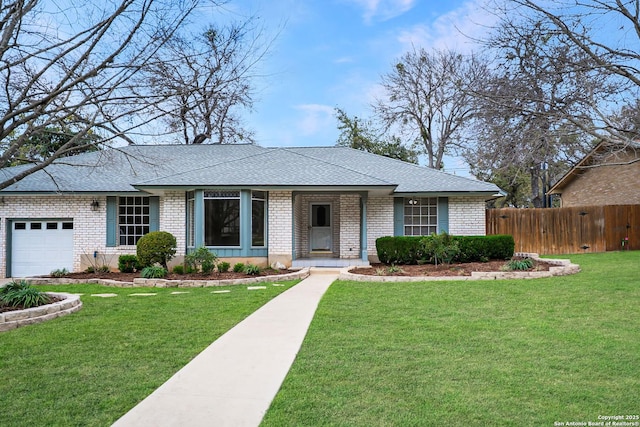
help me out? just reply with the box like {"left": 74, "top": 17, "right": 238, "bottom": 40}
{"left": 0, "top": 280, "right": 298, "bottom": 427}
{"left": 262, "top": 251, "right": 640, "bottom": 426}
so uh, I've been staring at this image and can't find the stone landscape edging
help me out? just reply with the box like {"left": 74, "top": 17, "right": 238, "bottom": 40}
{"left": 22, "top": 268, "right": 310, "bottom": 288}
{"left": 0, "top": 292, "right": 82, "bottom": 332}
{"left": 339, "top": 253, "right": 580, "bottom": 282}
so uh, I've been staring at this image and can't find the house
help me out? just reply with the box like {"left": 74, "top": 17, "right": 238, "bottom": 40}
{"left": 548, "top": 141, "right": 640, "bottom": 207}
{"left": 0, "top": 144, "right": 502, "bottom": 277}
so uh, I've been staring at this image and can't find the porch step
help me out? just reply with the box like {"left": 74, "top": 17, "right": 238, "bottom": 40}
{"left": 291, "top": 258, "right": 370, "bottom": 268}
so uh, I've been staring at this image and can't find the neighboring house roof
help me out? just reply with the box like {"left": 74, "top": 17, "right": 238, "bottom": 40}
{"left": 0, "top": 144, "right": 501, "bottom": 196}
{"left": 548, "top": 140, "right": 640, "bottom": 194}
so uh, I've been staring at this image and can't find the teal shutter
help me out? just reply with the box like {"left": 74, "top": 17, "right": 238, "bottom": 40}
{"left": 149, "top": 196, "right": 160, "bottom": 232}
{"left": 393, "top": 198, "right": 404, "bottom": 236}
{"left": 106, "top": 196, "right": 117, "bottom": 247}
{"left": 438, "top": 197, "right": 449, "bottom": 233}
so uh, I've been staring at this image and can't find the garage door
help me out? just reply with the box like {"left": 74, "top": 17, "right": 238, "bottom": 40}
{"left": 11, "top": 220, "right": 74, "bottom": 277}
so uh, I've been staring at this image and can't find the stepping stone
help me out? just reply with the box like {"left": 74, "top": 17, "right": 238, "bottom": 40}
{"left": 212, "top": 290, "right": 231, "bottom": 294}
{"left": 247, "top": 286, "right": 266, "bottom": 290}
{"left": 91, "top": 293, "right": 118, "bottom": 298}
{"left": 129, "top": 293, "right": 157, "bottom": 296}
{"left": 170, "top": 291, "right": 190, "bottom": 295}
{"left": 272, "top": 284, "right": 285, "bottom": 287}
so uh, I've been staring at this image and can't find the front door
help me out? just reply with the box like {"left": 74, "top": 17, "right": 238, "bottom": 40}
{"left": 310, "top": 203, "right": 332, "bottom": 251}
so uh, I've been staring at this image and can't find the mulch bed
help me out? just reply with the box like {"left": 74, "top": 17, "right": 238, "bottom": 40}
{"left": 351, "top": 259, "right": 554, "bottom": 277}
{"left": 46, "top": 268, "right": 288, "bottom": 282}
{"left": 0, "top": 295, "right": 65, "bottom": 314}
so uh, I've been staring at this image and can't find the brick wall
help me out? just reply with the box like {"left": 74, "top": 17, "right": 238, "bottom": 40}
{"left": 0, "top": 193, "right": 188, "bottom": 277}
{"left": 366, "top": 196, "right": 394, "bottom": 258}
{"left": 267, "top": 191, "right": 293, "bottom": 266}
{"left": 559, "top": 150, "right": 640, "bottom": 207}
{"left": 339, "top": 194, "right": 361, "bottom": 259}
{"left": 448, "top": 196, "right": 486, "bottom": 235}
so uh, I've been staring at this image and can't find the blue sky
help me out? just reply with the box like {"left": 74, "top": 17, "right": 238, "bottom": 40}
{"left": 211, "top": 0, "right": 499, "bottom": 174}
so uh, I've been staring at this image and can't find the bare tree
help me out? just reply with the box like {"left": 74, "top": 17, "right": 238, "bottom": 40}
{"left": 0, "top": 0, "right": 211, "bottom": 190}
{"left": 374, "top": 48, "right": 488, "bottom": 169}
{"left": 493, "top": 0, "right": 640, "bottom": 151}
{"left": 465, "top": 11, "right": 615, "bottom": 207}
{"left": 142, "top": 19, "right": 269, "bottom": 144}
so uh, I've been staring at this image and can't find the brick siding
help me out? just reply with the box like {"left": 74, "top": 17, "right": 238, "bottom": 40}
{"left": 448, "top": 196, "right": 487, "bottom": 235}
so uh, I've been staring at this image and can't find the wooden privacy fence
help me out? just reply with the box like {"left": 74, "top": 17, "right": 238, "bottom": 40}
{"left": 486, "top": 205, "right": 640, "bottom": 255}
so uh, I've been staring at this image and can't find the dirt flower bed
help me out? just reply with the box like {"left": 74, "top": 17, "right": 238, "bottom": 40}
{"left": 0, "top": 294, "right": 65, "bottom": 314}
{"left": 351, "top": 259, "right": 555, "bottom": 277}
{"left": 47, "top": 268, "right": 287, "bottom": 282}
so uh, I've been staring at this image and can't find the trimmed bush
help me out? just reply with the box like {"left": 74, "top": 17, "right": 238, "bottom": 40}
{"left": 218, "top": 261, "right": 231, "bottom": 273}
{"left": 136, "top": 231, "right": 176, "bottom": 269}
{"left": 244, "top": 264, "right": 261, "bottom": 275}
{"left": 233, "top": 262, "right": 245, "bottom": 273}
{"left": 172, "top": 265, "right": 185, "bottom": 275}
{"left": 376, "top": 234, "right": 514, "bottom": 265}
{"left": 118, "top": 255, "right": 139, "bottom": 273}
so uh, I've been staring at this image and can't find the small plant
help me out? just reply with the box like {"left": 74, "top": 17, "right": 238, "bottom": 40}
{"left": 140, "top": 266, "right": 167, "bottom": 279}
{"left": 217, "top": 261, "right": 231, "bottom": 273}
{"left": 243, "top": 264, "right": 261, "bottom": 275}
{"left": 172, "top": 265, "right": 185, "bottom": 275}
{"left": 233, "top": 262, "right": 245, "bottom": 273}
{"left": 83, "top": 250, "right": 116, "bottom": 274}
{"left": 0, "top": 280, "right": 51, "bottom": 308}
{"left": 505, "top": 257, "right": 534, "bottom": 271}
{"left": 136, "top": 231, "right": 177, "bottom": 270}
{"left": 386, "top": 265, "right": 402, "bottom": 274}
{"left": 50, "top": 268, "right": 68, "bottom": 278}
{"left": 85, "top": 266, "right": 95, "bottom": 273}
{"left": 422, "top": 232, "right": 460, "bottom": 266}
{"left": 97, "top": 265, "right": 110, "bottom": 273}
{"left": 185, "top": 247, "right": 218, "bottom": 274}
{"left": 375, "top": 267, "right": 387, "bottom": 276}
{"left": 118, "top": 255, "right": 139, "bottom": 273}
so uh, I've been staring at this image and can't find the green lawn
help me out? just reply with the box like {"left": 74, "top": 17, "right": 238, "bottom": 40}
{"left": 0, "top": 281, "right": 298, "bottom": 427}
{"left": 262, "top": 251, "right": 640, "bottom": 426}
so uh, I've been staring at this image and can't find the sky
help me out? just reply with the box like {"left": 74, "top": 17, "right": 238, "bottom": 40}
{"left": 204, "top": 0, "right": 501, "bottom": 174}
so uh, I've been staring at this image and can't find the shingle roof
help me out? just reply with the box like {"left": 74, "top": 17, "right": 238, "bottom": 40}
{"left": 0, "top": 144, "right": 501, "bottom": 195}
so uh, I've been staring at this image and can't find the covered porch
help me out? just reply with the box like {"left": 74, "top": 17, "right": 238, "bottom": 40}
{"left": 290, "top": 191, "right": 370, "bottom": 268}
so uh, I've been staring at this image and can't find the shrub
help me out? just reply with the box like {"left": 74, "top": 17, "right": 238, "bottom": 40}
{"left": 140, "top": 266, "right": 167, "bottom": 279}
{"left": 97, "top": 265, "right": 110, "bottom": 273}
{"left": 217, "top": 261, "right": 231, "bottom": 273}
{"left": 118, "top": 255, "right": 139, "bottom": 273}
{"left": 244, "top": 264, "right": 261, "bottom": 275}
{"left": 233, "top": 262, "right": 245, "bottom": 273}
{"left": 172, "top": 265, "right": 185, "bottom": 275}
{"left": 505, "top": 257, "right": 534, "bottom": 271}
{"left": 0, "top": 280, "right": 51, "bottom": 308}
{"left": 376, "top": 234, "right": 514, "bottom": 265}
{"left": 136, "top": 231, "right": 177, "bottom": 269}
{"left": 50, "top": 268, "right": 68, "bottom": 278}
{"left": 85, "top": 266, "right": 95, "bottom": 273}
{"left": 421, "top": 232, "right": 460, "bottom": 266}
{"left": 185, "top": 247, "right": 218, "bottom": 274}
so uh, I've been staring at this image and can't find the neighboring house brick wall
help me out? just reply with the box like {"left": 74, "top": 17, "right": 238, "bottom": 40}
{"left": 339, "top": 194, "right": 361, "bottom": 259}
{"left": 268, "top": 191, "right": 293, "bottom": 266}
{"left": 448, "top": 196, "right": 486, "bottom": 235}
{"left": 366, "top": 196, "right": 394, "bottom": 259}
{"left": 558, "top": 151, "right": 640, "bottom": 207}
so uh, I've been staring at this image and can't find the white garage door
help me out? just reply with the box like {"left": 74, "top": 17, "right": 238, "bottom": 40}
{"left": 11, "top": 220, "right": 74, "bottom": 277}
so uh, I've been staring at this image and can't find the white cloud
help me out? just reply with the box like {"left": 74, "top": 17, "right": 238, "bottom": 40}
{"left": 397, "top": 0, "right": 500, "bottom": 53}
{"left": 347, "top": 0, "right": 416, "bottom": 24}
{"left": 295, "top": 104, "right": 335, "bottom": 136}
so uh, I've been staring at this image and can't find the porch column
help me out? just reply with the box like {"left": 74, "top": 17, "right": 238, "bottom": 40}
{"left": 267, "top": 190, "right": 293, "bottom": 267}
{"left": 360, "top": 193, "right": 368, "bottom": 261}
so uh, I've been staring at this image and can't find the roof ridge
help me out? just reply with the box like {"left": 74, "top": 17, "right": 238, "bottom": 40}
{"left": 278, "top": 147, "right": 395, "bottom": 186}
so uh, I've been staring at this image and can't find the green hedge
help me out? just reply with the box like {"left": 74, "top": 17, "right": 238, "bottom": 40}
{"left": 376, "top": 234, "right": 514, "bottom": 265}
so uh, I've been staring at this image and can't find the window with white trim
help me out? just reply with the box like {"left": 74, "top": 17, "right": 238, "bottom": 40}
{"left": 118, "top": 196, "right": 150, "bottom": 245}
{"left": 404, "top": 197, "right": 437, "bottom": 236}
{"left": 204, "top": 191, "right": 240, "bottom": 246}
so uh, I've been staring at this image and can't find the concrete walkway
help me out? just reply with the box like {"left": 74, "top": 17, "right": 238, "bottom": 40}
{"left": 112, "top": 268, "right": 340, "bottom": 427}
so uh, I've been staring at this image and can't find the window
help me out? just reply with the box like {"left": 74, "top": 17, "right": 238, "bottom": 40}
{"left": 118, "top": 196, "right": 150, "bottom": 245}
{"left": 252, "top": 191, "right": 266, "bottom": 247}
{"left": 204, "top": 191, "right": 240, "bottom": 246}
{"left": 31, "top": 222, "right": 42, "bottom": 230}
{"left": 404, "top": 197, "right": 437, "bottom": 236}
{"left": 46, "top": 222, "right": 58, "bottom": 230}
